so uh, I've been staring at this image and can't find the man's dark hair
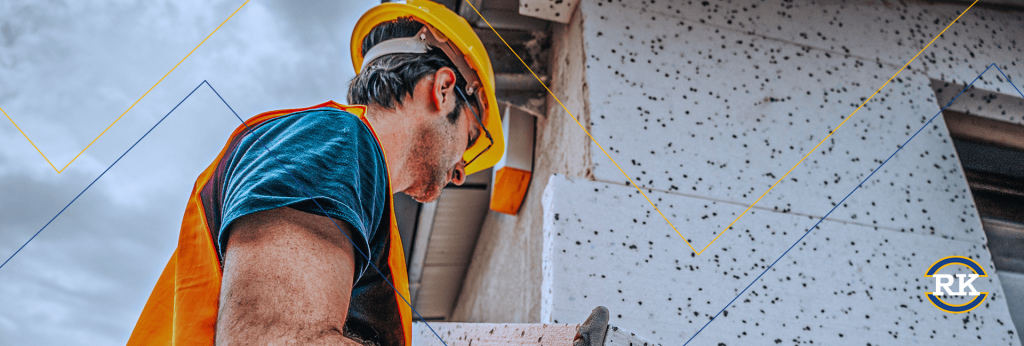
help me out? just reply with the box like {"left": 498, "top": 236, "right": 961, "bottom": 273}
{"left": 348, "top": 17, "right": 467, "bottom": 124}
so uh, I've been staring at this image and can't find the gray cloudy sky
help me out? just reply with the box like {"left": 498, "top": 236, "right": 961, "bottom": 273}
{"left": 0, "top": 1, "right": 378, "bottom": 344}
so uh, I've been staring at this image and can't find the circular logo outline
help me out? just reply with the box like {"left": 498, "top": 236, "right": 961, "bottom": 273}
{"left": 923, "top": 256, "right": 988, "bottom": 314}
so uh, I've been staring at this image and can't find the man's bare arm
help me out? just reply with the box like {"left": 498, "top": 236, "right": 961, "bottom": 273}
{"left": 217, "top": 206, "right": 366, "bottom": 346}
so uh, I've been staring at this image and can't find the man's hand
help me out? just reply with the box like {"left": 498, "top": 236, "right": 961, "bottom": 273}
{"left": 216, "top": 207, "right": 366, "bottom": 346}
{"left": 573, "top": 306, "right": 610, "bottom": 346}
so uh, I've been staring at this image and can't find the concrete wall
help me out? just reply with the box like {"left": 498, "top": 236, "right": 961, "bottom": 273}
{"left": 452, "top": 6, "right": 592, "bottom": 322}
{"left": 457, "top": 1, "right": 1023, "bottom": 343}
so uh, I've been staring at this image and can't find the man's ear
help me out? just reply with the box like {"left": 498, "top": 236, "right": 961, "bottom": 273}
{"left": 430, "top": 67, "right": 458, "bottom": 113}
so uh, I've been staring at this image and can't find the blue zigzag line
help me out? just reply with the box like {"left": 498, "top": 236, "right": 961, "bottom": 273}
{"left": 684, "top": 63, "right": 1023, "bottom": 345}
{"left": 0, "top": 80, "right": 450, "bottom": 345}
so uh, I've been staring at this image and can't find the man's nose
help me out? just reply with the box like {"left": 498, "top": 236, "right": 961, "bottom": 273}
{"left": 450, "top": 161, "right": 467, "bottom": 186}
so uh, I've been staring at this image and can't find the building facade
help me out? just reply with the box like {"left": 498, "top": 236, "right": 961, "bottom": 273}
{"left": 404, "top": 0, "right": 1024, "bottom": 344}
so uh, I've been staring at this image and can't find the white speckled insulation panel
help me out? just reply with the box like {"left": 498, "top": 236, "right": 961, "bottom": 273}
{"left": 605, "top": 324, "right": 660, "bottom": 346}
{"left": 932, "top": 79, "right": 1024, "bottom": 126}
{"left": 541, "top": 175, "right": 1020, "bottom": 345}
{"left": 598, "top": 0, "right": 1024, "bottom": 95}
{"left": 597, "top": 0, "right": 926, "bottom": 71}
{"left": 411, "top": 322, "right": 577, "bottom": 346}
{"left": 410, "top": 322, "right": 659, "bottom": 346}
{"left": 915, "top": 5, "right": 1024, "bottom": 95}
{"left": 519, "top": 0, "right": 580, "bottom": 24}
{"left": 579, "top": 0, "right": 986, "bottom": 244}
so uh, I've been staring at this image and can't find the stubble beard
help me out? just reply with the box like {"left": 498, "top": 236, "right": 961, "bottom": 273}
{"left": 405, "top": 118, "right": 456, "bottom": 203}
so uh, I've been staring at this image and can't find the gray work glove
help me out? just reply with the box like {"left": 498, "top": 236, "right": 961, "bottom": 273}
{"left": 573, "top": 306, "right": 610, "bottom": 346}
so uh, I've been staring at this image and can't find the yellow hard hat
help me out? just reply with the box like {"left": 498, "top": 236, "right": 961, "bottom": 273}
{"left": 352, "top": 0, "right": 504, "bottom": 176}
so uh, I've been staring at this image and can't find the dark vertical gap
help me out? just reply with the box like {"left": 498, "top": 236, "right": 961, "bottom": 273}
{"left": 933, "top": 77, "right": 1024, "bottom": 338}
{"left": 393, "top": 192, "right": 422, "bottom": 265}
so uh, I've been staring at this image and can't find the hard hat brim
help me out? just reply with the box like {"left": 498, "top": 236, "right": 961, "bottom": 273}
{"left": 352, "top": 1, "right": 504, "bottom": 177}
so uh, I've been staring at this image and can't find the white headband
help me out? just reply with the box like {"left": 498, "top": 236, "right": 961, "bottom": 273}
{"left": 360, "top": 26, "right": 484, "bottom": 98}
{"left": 360, "top": 36, "right": 430, "bottom": 71}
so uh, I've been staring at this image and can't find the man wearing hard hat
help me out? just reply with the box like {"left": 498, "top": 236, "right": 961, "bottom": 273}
{"left": 127, "top": 2, "right": 503, "bottom": 345}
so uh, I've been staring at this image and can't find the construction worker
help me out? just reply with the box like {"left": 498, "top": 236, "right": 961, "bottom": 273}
{"left": 127, "top": 1, "right": 503, "bottom": 345}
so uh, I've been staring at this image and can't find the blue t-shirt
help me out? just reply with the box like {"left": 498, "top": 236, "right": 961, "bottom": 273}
{"left": 191, "top": 104, "right": 407, "bottom": 345}
{"left": 216, "top": 107, "right": 389, "bottom": 280}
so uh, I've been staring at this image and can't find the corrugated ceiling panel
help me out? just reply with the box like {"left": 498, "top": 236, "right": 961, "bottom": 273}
{"left": 413, "top": 265, "right": 468, "bottom": 318}
{"left": 423, "top": 188, "right": 490, "bottom": 266}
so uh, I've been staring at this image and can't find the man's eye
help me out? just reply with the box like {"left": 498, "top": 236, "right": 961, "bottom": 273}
{"left": 467, "top": 126, "right": 480, "bottom": 150}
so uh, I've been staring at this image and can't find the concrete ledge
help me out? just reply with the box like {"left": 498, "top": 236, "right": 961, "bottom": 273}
{"left": 412, "top": 322, "right": 658, "bottom": 346}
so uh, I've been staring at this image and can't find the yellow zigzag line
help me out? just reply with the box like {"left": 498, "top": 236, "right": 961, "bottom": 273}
{"left": 464, "top": 0, "right": 979, "bottom": 255}
{"left": 0, "top": 0, "right": 249, "bottom": 174}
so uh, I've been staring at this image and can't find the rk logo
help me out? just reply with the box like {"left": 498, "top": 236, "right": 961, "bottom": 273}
{"left": 924, "top": 256, "right": 989, "bottom": 314}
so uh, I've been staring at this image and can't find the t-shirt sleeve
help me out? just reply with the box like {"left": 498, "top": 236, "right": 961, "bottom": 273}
{"left": 216, "top": 108, "right": 389, "bottom": 278}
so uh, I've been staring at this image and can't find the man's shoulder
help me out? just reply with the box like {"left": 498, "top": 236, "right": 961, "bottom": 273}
{"left": 248, "top": 101, "right": 365, "bottom": 122}
{"left": 227, "top": 103, "right": 385, "bottom": 176}
{"left": 277, "top": 105, "right": 364, "bottom": 128}
{"left": 266, "top": 106, "right": 387, "bottom": 175}
{"left": 250, "top": 105, "right": 375, "bottom": 144}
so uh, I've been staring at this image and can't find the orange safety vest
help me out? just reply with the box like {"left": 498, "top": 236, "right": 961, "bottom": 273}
{"left": 127, "top": 101, "right": 411, "bottom": 346}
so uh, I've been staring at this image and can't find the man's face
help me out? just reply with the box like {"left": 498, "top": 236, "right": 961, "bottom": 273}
{"left": 403, "top": 95, "right": 481, "bottom": 203}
